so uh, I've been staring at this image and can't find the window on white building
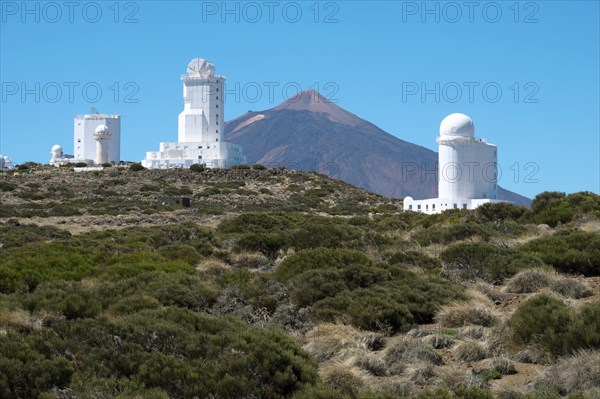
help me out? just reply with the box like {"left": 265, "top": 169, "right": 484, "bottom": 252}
{"left": 463, "top": 204, "right": 467, "bottom": 209}
{"left": 417, "top": 205, "right": 421, "bottom": 210}
{"left": 409, "top": 205, "right": 413, "bottom": 210}
{"left": 454, "top": 203, "right": 457, "bottom": 209}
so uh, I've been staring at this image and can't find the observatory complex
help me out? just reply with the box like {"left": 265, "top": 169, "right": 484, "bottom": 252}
{"left": 74, "top": 111, "right": 121, "bottom": 163}
{"left": 49, "top": 109, "right": 120, "bottom": 167}
{"left": 142, "top": 58, "right": 246, "bottom": 169}
{"left": 403, "top": 113, "right": 506, "bottom": 214}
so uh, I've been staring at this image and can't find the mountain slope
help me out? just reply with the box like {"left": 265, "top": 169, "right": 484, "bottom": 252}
{"left": 226, "top": 90, "right": 530, "bottom": 206}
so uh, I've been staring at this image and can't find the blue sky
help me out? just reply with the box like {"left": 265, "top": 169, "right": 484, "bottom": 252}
{"left": 1, "top": 0, "right": 598, "bottom": 198}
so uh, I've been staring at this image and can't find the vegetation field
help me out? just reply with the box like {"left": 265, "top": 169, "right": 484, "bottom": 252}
{"left": 1, "top": 165, "right": 599, "bottom": 399}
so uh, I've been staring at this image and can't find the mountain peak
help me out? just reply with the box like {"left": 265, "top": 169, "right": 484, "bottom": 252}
{"left": 273, "top": 90, "right": 362, "bottom": 126}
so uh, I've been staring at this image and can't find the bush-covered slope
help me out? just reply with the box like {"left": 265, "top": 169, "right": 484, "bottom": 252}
{"left": 0, "top": 166, "right": 599, "bottom": 398}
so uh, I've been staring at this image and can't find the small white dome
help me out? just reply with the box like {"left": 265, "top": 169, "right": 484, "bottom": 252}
{"left": 440, "top": 113, "right": 475, "bottom": 137}
{"left": 51, "top": 144, "right": 63, "bottom": 152}
{"left": 95, "top": 124, "right": 109, "bottom": 134}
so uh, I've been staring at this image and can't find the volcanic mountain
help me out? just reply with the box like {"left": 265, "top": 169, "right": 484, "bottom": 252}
{"left": 225, "top": 90, "right": 530, "bottom": 205}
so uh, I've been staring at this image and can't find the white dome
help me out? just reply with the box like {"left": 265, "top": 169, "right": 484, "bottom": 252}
{"left": 187, "top": 58, "right": 216, "bottom": 78}
{"left": 440, "top": 113, "right": 475, "bottom": 137}
{"left": 95, "top": 124, "right": 109, "bottom": 134}
{"left": 51, "top": 144, "right": 63, "bottom": 152}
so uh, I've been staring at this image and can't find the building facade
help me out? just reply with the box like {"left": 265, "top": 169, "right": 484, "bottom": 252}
{"left": 142, "top": 58, "right": 245, "bottom": 169}
{"left": 403, "top": 113, "right": 506, "bottom": 214}
{"left": 74, "top": 112, "right": 120, "bottom": 163}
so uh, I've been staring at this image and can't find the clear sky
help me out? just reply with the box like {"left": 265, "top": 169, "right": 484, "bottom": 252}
{"left": 1, "top": 0, "right": 598, "bottom": 198}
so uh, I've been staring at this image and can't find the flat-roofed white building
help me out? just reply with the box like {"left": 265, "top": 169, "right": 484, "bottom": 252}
{"left": 142, "top": 58, "right": 245, "bottom": 169}
{"left": 403, "top": 113, "right": 507, "bottom": 214}
{"left": 74, "top": 111, "right": 120, "bottom": 163}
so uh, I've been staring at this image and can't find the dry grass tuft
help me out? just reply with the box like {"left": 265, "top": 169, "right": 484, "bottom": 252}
{"left": 406, "top": 325, "right": 435, "bottom": 338}
{"left": 482, "top": 357, "right": 517, "bottom": 375}
{"left": 504, "top": 268, "right": 554, "bottom": 293}
{"left": 424, "top": 332, "right": 456, "bottom": 349}
{"left": 505, "top": 269, "right": 592, "bottom": 299}
{"left": 436, "top": 301, "right": 499, "bottom": 328}
{"left": 383, "top": 336, "right": 443, "bottom": 375}
{"left": 0, "top": 308, "right": 32, "bottom": 331}
{"left": 354, "top": 352, "right": 388, "bottom": 376}
{"left": 303, "top": 323, "right": 385, "bottom": 362}
{"left": 494, "top": 388, "right": 526, "bottom": 399}
{"left": 406, "top": 362, "right": 437, "bottom": 385}
{"left": 196, "top": 258, "right": 230, "bottom": 275}
{"left": 466, "top": 288, "right": 494, "bottom": 306}
{"left": 231, "top": 252, "right": 270, "bottom": 271}
{"left": 434, "top": 366, "right": 485, "bottom": 390}
{"left": 549, "top": 278, "right": 592, "bottom": 299}
{"left": 457, "top": 325, "right": 487, "bottom": 340}
{"left": 472, "top": 282, "right": 509, "bottom": 302}
{"left": 375, "top": 378, "right": 414, "bottom": 397}
{"left": 533, "top": 350, "right": 600, "bottom": 395}
{"left": 321, "top": 363, "right": 365, "bottom": 395}
{"left": 453, "top": 339, "right": 487, "bottom": 362}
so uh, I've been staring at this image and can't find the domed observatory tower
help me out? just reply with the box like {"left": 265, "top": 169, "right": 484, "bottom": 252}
{"left": 438, "top": 113, "right": 497, "bottom": 201}
{"left": 49, "top": 145, "right": 64, "bottom": 166}
{"left": 94, "top": 125, "right": 111, "bottom": 165}
{"left": 142, "top": 58, "right": 246, "bottom": 169}
{"left": 403, "top": 113, "right": 507, "bottom": 214}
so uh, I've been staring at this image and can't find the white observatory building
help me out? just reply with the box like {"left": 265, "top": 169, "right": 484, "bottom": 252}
{"left": 49, "top": 145, "right": 74, "bottom": 167}
{"left": 403, "top": 113, "right": 506, "bottom": 214}
{"left": 94, "top": 125, "right": 112, "bottom": 164}
{"left": 142, "top": 58, "right": 245, "bottom": 169}
{"left": 74, "top": 110, "right": 121, "bottom": 163}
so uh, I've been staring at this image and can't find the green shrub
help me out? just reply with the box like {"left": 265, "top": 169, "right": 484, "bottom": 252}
{"left": 189, "top": 163, "right": 205, "bottom": 172}
{"left": 473, "top": 202, "right": 528, "bottom": 223}
{"left": 508, "top": 294, "right": 572, "bottom": 355}
{"left": 567, "top": 302, "right": 600, "bottom": 351}
{"left": 57, "top": 308, "right": 317, "bottom": 398}
{"left": 106, "top": 294, "right": 161, "bottom": 316}
{"left": 440, "top": 242, "right": 545, "bottom": 282}
{"left": 0, "top": 222, "right": 71, "bottom": 250}
{"left": 129, "top": 162, "right": 145, "bottom": 171}
{"left": 527, "top": 191, "right": 600, "bottom": 227}
{"left": 520, "top": 230, "right": 600, "bottom": 276}
{"left": 236, "top": 232, "right": 287, "bottom": 257}
{"left": 0, "top": 243, "right": 99, "bottom": 292}
{"left": 0, "top": 181, "right": 16, "bottom": 192}
{"left": 290, "top": 222, "right": 363, "bottom": 250}
{"left": 101, "top": 252, "right": 194, "bottom": 280}
{"left": 412, "top": 223, "right": 492, "bottom": 246}
{"left": 389, "top": 250, "right": 441, "bottom": 269}
{"left": 232, "top": 163, "right": 250, "bottom": 169}
{"left": 275, "top": 248, "right": 374, "bottom": 282}
{"left": 0, "top": 330, "right": 74, "bottom": 398}
{"left": 252, "top": 163, "right": 266, "bottom": 170}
